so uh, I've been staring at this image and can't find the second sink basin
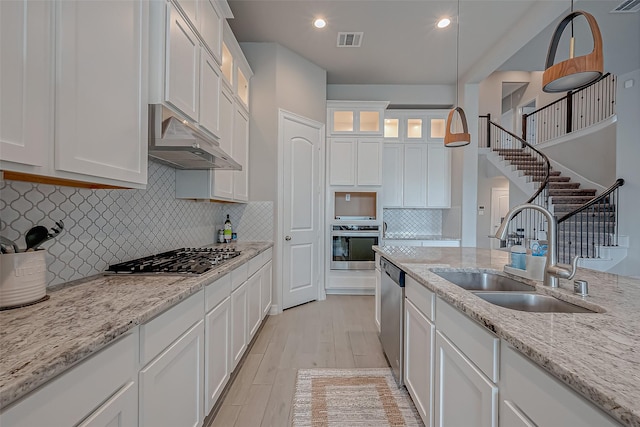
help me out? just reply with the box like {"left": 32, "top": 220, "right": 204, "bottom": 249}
{"left": 474, "top": 292, "right": 595, "bottom": 313}
{"left": 433, "top": 271, "right": 535, "bottom": 292}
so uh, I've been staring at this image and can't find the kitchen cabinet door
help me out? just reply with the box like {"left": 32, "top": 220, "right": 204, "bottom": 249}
{"left": 247, "top": 272, "right": 262, "bottom": 339}
{"left": 405, "top": 299, "right": 435, "bottom": 426}
{"left": 426, "top": 143, "right": 451, "bottom": 208}
{"left": 499, "top": 344, "right": 620, "bottom": 427}
{"left": 403, "top": 144, "right": 428, "bottom": 207}
{"left": 231, "top": 280, "right": 248, "bottom": 369}
{"left": 213, "top": 86, "right": 235, "bottom": 200}
{"left": 139, "top": 320, "right": 205, "bottom": 427}
{"left": 382, "top": 144, "right": 403, "bottom": 207}
{"left": 435, "top": 331, "right": 498, "bottom": 427}
{"left": 199, "top": 0, "right": 223, "bottom": 62}
{"left": 374, "top": 265, "right": 381, "bottom": 333}
{"left": 205, "top": 297, "right": 231, "bottom": 414}
{"left": 199, "top": 49, "right": 221, "bottom": 137}
{"left": 165, "top": 2, "right": 200, "bottom": 121}
{"left": 77, "top": 382, "right": 137, "bottom": 427}
{"left": 357, "top": 139, "right": 383, "bottom": 185}
{"left": 0, "top": 0, "right": 52, "bottom": 168}
{"left": 329, "top": 139, "right": 356, "bottom": 185}
{"left": 261, "top": 260, "right": 273, "bottom": 318}
{"left": 55, "top": 0, "right": 148, "bottom": 185}
{"left": 233, "top": 105, "right": 249, "bottom": 201}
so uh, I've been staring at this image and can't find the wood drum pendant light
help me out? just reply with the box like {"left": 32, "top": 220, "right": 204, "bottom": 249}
{"left": 542, "top": 10, "right": 603, "bottom": 93}
{"left": 445, "top": 0, "right": 470, "bottom": 147}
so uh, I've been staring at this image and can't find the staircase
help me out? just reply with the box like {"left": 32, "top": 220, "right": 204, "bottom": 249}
{"left": 481, "top": 120, "right": 626, "bottom": 271}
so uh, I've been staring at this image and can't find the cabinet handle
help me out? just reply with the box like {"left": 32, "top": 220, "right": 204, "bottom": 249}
{"left": 285, "top": 236, "right": 291, "bottom": 241}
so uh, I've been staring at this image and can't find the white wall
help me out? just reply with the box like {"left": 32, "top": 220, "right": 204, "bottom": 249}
{"left": 326, "top": 84, "right": 454, "bottom": 107}
{"left": 240, "top": 42, "right": 327, "bottom": 311}
{"left": 476, "top": 157, "right": 509, "bottom": 248}
{"left": 538, "top": 123, "right": 617, "bottom": 187}
{"left": 611, "top": 69, "right": 640, "bottom": 277}
{"left": 479, "top": 71, "right": 563, "bottom": 122}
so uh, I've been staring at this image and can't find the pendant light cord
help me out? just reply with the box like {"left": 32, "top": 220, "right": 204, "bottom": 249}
{"left": 456, "top": 0, "right": 460, "bottom": 109}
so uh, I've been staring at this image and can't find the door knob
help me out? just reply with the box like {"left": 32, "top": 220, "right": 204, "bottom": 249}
{"left": 285, "top": 236, "right": 291, "bottom": 241}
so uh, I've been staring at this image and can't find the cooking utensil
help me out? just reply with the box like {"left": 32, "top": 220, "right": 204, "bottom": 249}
{"left": 32, "top": 220, "right": 65, "bottom": 250}
{"left": 25, "top": 226, "right": 48, "bottom": 251}
{"left": 0, "top": 236, "right": 19, "bottom": 253}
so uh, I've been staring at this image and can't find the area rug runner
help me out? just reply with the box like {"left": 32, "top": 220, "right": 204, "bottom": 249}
{"left": 292, "top": 368, "right": 424, "bottom": 426}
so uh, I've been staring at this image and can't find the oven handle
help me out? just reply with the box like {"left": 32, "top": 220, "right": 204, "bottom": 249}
{"left": 331, "top": 231, "right": 380, "bottom": 237}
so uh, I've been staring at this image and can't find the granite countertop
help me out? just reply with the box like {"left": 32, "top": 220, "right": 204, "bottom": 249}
{"left": 374, "top": 246, "right": 640, "bottom": 427}
{"left": 0, "top": 241, "right": 273, "bottom": 410}
{"left": 382, "top": 233, "right": 461, "bottom": 240}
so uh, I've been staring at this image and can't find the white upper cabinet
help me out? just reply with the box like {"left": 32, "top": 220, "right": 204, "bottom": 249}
{"left": 0, "top": 0, "right": 52, "bottom": 168}
{"left": 56, "top": 0, "right": 148, "bottom": 185}
{"left": 327, "top": 101, "right": 388, "bottom": 136}
{"left": 357, "top": 139, "right": 383, "bottom": 186}
{"left": 200, "top": 49, "right": 222, "bottom": 136}
{"left": 328, "top": 137, "right": 382, "bottom": 186}
{"left": 1, "top": 0, "right": 148, "bottom": 189}
{"left": 232, "top": 104, "right": 249, "bottom": 201}
{"left": 164, "top": 2, "right": 200, "bottom": 120}
{"left": 173, "top": 0, "right": 225, "bottom": 62}
{"left": 381, "top": 109, "right": 451, "bottom": 208}
{"left": 382, "top": 145, "right": 403, "bottom": 207}
{"left": 212, "top": 86, "right": 235, "bottom": 200}
{"left": 426, "top": 143, "right": 451, "bottom": 208}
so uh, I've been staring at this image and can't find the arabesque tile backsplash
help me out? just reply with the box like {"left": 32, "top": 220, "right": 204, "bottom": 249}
{"left": 0, "top": 160, "right": 273, "bottom": 287}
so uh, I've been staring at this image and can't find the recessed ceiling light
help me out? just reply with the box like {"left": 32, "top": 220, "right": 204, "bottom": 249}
{"left": 314, "top": 18, "right": 327, "bottom": 29}
{"left": 437, "top": 18, "right": 451, "bottom": 29}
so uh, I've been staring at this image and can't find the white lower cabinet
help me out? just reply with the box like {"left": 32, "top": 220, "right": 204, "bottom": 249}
{"left": 77, "top": 381, "right": 137, "bottom": 427}
{"left": 204, "top": 296, "right": 231, "bottom": 414}
{"left": 0, "top": 332, "right": 137, "bottom": 427}
{"left": 404, "top": 299, "right": 434, "bottom": 426}
{"left": 231, "top": 279, "right": 249, "bottom": 369}
{"left": 435, "top": 331, "right": 498, "bottom": 427}
{"left": 499, "top": 344, "right": 620, "bottom": 427}
{"left": 247, "top": 271, "right": 262, "bottom": 339}
{"left": 0, "top": 250, "right": 274, "bottom": 427}
{"left": 261, "top": 260, "right": 273, "bottom": 318}
{"left": 374, "top": 261, "right": 381, "bottom": 333}
{"left": 139, "top": 320, "right": 205, "bottom": 427}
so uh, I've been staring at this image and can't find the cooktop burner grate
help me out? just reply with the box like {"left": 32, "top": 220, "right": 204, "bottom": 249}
{"left": 106, "top": 247, "right": 241, "bottom": 275}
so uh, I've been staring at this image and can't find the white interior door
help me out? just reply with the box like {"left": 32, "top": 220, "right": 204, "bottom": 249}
{"left": 491, "top": 188, "right": 510, "bottom": 249}
{"left": 281, "top": 111, "right": 323, "bottom": 310}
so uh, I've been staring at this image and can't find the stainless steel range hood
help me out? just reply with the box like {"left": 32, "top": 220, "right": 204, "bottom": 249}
{"left": 148, "top": 104, "right": 241, "bottom": 170}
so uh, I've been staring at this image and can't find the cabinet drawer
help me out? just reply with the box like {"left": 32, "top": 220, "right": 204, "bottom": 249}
{"left": 262, "top": 247, "right": 273, "bottom": 265}
{"left": 405, "top": 275, "right": 434, "bottom": 321}
{"left": 248, "top": 255, "right": 262, "bottom": 277}
{"left": 500, "top": 344, "right": 620, "bottom": 427}
{"left": 436, "top": 298, "right": 499, "bottom": 382}
{"left": 205, "top": 273, "right": 231, "bottom": 312}
{"left": 1, "top": 332, "right": 137, "bottom": 427}
{"left": 140, "top": 290, "right": 203, "bottom": 365}
{"left": 231, "top": 263, "right": 248, "bottom": 290}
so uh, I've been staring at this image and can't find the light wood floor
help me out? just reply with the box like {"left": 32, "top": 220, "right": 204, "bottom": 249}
{"left": 208, "top": 295, "right": 389, "bottom": 427}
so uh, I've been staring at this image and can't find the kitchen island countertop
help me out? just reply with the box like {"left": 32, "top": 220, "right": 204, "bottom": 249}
{"left": 374, "top": 246, "right": 640, "bottom": 427}
{"left": 0, "top": 241, "right": 273, "bottom": 410}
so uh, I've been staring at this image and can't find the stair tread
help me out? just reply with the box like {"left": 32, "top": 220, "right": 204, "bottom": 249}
{"left": 549, "top": 189, "right": 597, "bottom": 196}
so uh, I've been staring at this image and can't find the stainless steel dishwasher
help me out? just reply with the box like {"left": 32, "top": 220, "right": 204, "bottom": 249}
{"left": 379, "top": 257, "right": 405, "bottom": 386}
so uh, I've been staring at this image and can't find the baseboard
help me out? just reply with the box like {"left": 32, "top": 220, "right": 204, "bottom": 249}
{"left": 325, "top": 288, "right": 375, "bottom": 295}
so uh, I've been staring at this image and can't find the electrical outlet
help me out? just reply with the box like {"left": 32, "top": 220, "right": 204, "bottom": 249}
{"left": 345, "top": 193, "right": 351, "bottom": 201}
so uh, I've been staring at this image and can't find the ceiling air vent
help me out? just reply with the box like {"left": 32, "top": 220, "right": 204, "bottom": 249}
{"left": 337, "top": 32, "right": 363, "bottom": 47}
{"left": 611, "top": 0, "right": 640, "bottom": 13}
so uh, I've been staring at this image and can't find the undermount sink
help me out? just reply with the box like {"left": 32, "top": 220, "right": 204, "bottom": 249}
{"left": 433, "top": 271, "right": 536, "bottom": 292}
{"left": 473, "top": 292, "right": 596, "bottom": 313}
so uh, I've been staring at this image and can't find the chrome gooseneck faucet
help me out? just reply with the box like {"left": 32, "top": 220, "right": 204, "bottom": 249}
{"left": 495, "top": 204, "right": 580, "bottom": 288}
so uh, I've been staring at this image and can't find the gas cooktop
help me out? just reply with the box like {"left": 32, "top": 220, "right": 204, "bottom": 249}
{"left": 106, "top": 247, "right": 241, "bottom": 275}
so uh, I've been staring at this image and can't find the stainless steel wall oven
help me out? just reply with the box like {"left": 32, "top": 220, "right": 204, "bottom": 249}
{"left": 330, "top": 225, "right": 380, "bottom": 270}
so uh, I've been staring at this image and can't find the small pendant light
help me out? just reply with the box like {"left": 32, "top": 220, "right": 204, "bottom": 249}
{"left": 542, "top": 2, "right": 603, "bottom": 93}
{"left": 444, "top": 0, "right": 470, "bottom": 147}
